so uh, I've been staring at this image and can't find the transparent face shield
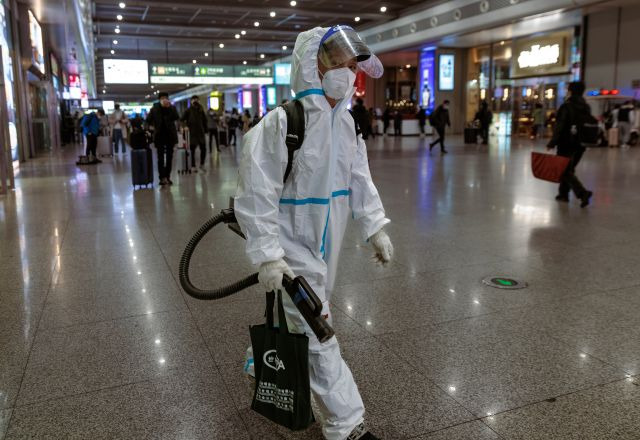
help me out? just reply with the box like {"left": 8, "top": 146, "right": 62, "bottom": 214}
{"left": 318, "top": 25, "right": 384, "bottom": 79}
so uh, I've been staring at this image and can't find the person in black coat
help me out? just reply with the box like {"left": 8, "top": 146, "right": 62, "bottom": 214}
{"left": 474, "top": 100, "right": 492, "bottom": 144}
{"left": 351, "top": 98, "right": 371, "bottom": 140}
{"left": 146, "top": 92, "right": 179, "bottom": 185}
{"left": 382, "top": 107, "right": 391, "bottom": 136}
{"left": 181, "top": 96, "right": 208, "bottom": 171}
{"left": 393, "top": 110, "right": 402, "bottom": 136}
{"left": 547, "top": 81, "right": 593, "bottom": 207}
{"left": 429, "top": 100, "right": 451, "bottom": 153}
{"left": 417, "top": 107, "right": 427, "bottom": 137}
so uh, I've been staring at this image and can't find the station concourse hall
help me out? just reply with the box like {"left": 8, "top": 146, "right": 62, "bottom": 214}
{"left": 2, "top": 0, "right": 640, "bottom": 439}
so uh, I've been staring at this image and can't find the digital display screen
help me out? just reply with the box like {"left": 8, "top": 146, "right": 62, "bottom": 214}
{"left": 242, "top": 90, "right": 253, "bottom": 108}
{"left": 104, "top": 59, "right": 149, "bottom": 84}
{"left": 266, "top": 87, "right": 276, "bottom": 106}
{"left": 418, "top": 49, "right": 435, "bottom": 110}
{"left": 438, "top": 54, "right": 455, "bottom": 91}
{"left": 274, "top": 63, "right": 291, "bottom": 85}
{"left": 28, "top": 11, "right": 45, "bottom": 75}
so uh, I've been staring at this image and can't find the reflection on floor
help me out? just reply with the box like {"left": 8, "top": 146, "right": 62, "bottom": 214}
{"left": 1, "top": 134, "right": 640, "bottom": 439}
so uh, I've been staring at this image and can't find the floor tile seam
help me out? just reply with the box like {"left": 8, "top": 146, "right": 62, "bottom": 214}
{"left": 140, "top": 210, "right": 252, "bottom": 436}
{"left": 474, "top": 375, "right": 638, "bottom": 422}
{"left": 8, "top": 216, "right": 71, "bottom": 434}
{"left": 10, "top": 375, "right": 175, "bottom": 410}
{"left": 371, "top": 330, "right": 481, "bottom": 421}
{"left": 33, "top": 306, "right": 189, "bottom": 332}
{"left": 541, "top": 330, "right": 637, "bottom": 377}
{"left": 403, "top": 417, "right": 505, "bottom": 440}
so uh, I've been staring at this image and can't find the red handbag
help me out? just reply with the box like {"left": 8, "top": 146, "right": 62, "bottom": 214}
{"left": 531, "top": 152, "right": 570, "bottom": 183}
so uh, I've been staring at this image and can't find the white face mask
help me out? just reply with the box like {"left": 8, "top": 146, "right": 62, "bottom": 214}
{"left": 321, "top": 67, "right": 356, "bottom": 100}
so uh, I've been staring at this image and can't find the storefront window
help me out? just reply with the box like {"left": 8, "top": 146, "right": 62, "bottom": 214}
{"left": 0, "top": 0, "right": 19, "bottom": 161}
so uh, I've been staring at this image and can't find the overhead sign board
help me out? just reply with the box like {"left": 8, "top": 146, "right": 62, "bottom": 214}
{"left": 274, "top": 63, "right": 291, "bottom": 85}
{"left": 104, "top": 59, "right": 149, "bottom": 84}
{"left": 150, "top": 63, "right": 273, "bottom": 85}
{"left": 511, "top": 30, "right": 572, "bottom": 79}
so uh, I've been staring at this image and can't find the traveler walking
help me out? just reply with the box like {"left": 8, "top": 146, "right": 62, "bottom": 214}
{"left": 235, "top": 25, "right": 391, "bottom": 440}
{"left": 146, "top": 92, "right": 179, "bottom": 186}
{"left": 531, "top": 103, "right": 545, "bottom": 140}
{"left": 181, "top": 95, "right": 208, "bottom": 171}
{"left": 81, "top": 110, "right": 101, "bottom": 162}
{"left": 351, "top": 98, "right": 371, "bottom": 139}
{"left": 417, "top": 107, "right": 427, "bottom": 137}
{"left": 474, "top": 100, "right": 492, "bottom": 144}
{"left": 547, "top": 81, "right": 593, "bottom": 207}
{"left": 429, "top": 100, "right": 451, "bottom": 153}
{"left": 615, "top": 101, "right": 634, "bottom": 147}
{"left": 228, "top": 108, "right": 239, "bottom": 146}
{"left": 242, "top": 109, "right": 252, "bottom": 133}
{"left": 109, "top": 103, "right": 128, "bottom": 154}
{"left": 382, "top": 107, "right": 391, "bottom": 135}
{"left": 368, "top": 108, "right": 377, "bottom": 138}
{"left": 393, "top": 110, "right": 402, "bottom": 136}
{"left": 206, "top": 108, "right": 220, "bottom": 152}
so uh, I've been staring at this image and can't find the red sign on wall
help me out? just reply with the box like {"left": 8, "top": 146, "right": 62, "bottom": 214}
{"left": 354, "top": 71, "right": 366, "bottom": 97}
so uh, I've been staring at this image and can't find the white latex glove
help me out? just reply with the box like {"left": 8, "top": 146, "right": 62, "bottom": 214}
{"left": 258, "top": 259, "right": 294, "bottom": 292}
{"left": 370, "top": 229, "right": 394, "bottom": 265}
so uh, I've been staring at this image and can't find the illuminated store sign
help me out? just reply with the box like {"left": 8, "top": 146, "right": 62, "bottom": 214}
{"left": 517, "top": 44, "right": 560, "bottom": 69}
{"left": 511, "top": 30, "right": 571, "bottom": 78}
{"left": 418, "top": 48, "right": 435, "bottom": 110}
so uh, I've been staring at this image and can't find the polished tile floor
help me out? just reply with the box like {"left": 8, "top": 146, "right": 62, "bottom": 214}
{"left": 1, "top": 133, "right": 640, "bottom": 439}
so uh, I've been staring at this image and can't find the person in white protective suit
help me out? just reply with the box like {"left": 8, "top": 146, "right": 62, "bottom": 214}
{"left": 234, "top": 25, "right": 393, "bottom": 440}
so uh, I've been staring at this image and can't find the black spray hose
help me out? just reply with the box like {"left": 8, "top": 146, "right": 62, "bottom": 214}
{"left": 179, "top": 209, "right": 259, "bottom": 300}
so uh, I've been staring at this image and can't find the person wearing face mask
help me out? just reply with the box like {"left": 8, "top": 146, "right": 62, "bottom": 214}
{"left": 429, "top": 99, "right": 451, "bottom": 154}
{"left": 146, "top": 92, "right": 180, "bottom": 185}
{"left": 234, "top": 26, "right": 391, "bottom": 440}
{"left": 181, "top": 95, "right": 208, "bottom": 172}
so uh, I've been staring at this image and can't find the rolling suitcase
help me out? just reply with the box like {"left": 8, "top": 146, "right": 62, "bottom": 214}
{"left": 608, "top": 127, "right": 619, "bottom": 147}
{"left": 464, "top": 127, "right": 478, "bottom": 144}
{"left": 97, "top": 135, "right": 113, "bottom": 157}
{"left": 131, "top": 148, "right": 153, "bottom": 189}
{"left": 176, "top": 148, "right": 190, "bottom": 174}
{"left": 218, "top": 129, "right": 228, "bottom": 146}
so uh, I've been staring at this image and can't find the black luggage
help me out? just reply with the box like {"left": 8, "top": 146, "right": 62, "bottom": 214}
{"left": 464, "top": 127, "right": 478, "bottom": 144}
{"left": 218, "top": 129, "right": 228, "bottom": 146}
{"left": 130, "top": 128, "right": 149, "bottom": 149}
{"left": 131, "top": 148, "right": 153, "bottom": 189}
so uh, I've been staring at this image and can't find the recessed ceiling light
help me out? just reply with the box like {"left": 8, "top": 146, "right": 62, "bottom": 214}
{"left": 354, "top": 16, "right": 360, "bottom": 22}
{"left": 242, "top": 60, "right": 247, "bottom": 65}
{"left": 192, "top": 59, "right": 197, "bottom": 64}
{"left": 254, "top": 21, "right": 260, "bottom": 27}
{"left": 102, "top": 89, "right": 106, "bottom": 94}
{"left": 269, "top": 11, "right": 276, "bottom": 17}
{"left": 116, "top": 14, "right": 123, "bottom": 20}
{"left": 405, "top": 64, "right": 411, "bottom": 68}
{"left": 151, "top": 85, "right": 154, "bottom": 89}
{"left": 110, "top": 49, "right": 115, "bottom": 54}
{"left": 260, "top": 53, "right": 265, "bottom": 59}
{"left": 282, "top": 45, "right": 287, "bottom": 50}
{"left": 218, "top": 43, "right": 224, "bottom": 48}
{"left": 114, "top": 28, "right": 120, "bottom": 34}
{"left": 235, "top": 34, "right": 240, "bottom": 39}
{"left": 204, "top": 52, "right": 208, "bottom": 56}
{"left": 380, "top": 6, "right": 387, "bottom": 12}
{"left": 500, "top": 40, "right": 505, "bottom": 45}
{"left": 112, "top": 39, "right": 118, "bottom": 44}
{"left": 118, "top": 2, "right": 126, "bottom": 8}
{"left": 290, "top": 0, "right": 296, "bottom": 5}
{"left": 241, "top": 30, "right": 246, "bottom": 35}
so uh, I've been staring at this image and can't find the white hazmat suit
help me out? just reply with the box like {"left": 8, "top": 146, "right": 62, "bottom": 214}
{"left": 234, "top": 27, "right": 390, "bottom": 440}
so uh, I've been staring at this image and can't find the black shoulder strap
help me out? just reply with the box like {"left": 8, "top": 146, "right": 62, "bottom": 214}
{"left": 281, "top": 100, "right": 305, "bottom": 183}
{"left": 348, "top": 110, "right": 362, "bottom": 136}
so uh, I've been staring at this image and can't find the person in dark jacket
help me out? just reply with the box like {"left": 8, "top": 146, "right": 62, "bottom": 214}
{"left": 146, "top": 92, "right": 179, "bottom": 185}
{"left": 182, "top": 96, "right": 208, "bottom": 171}
{"left": 393, "top": 110, "right": 402, "bottom": 136}
{"left": 351, "top": 98, "right": 371, "bottom": 140}
{"left": 547, "top": 81, "right": 593, "bottom": 207}
{"left": 206, "top": 108, "right": 220, "bottom": 152}
{"left": 474, "top": 100, "right": 492, "bottom": 144}
{"left": 382, "top": 107, "right": 391, "bottom": 136}
{"left": 81, "top": 111, "right": 101, "bottom": 162}
{"left": 417, "top": 107, "right": 427, "bottom": 137}
{"left": 429, "top": 100, "right": 451, "bottom": 153}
